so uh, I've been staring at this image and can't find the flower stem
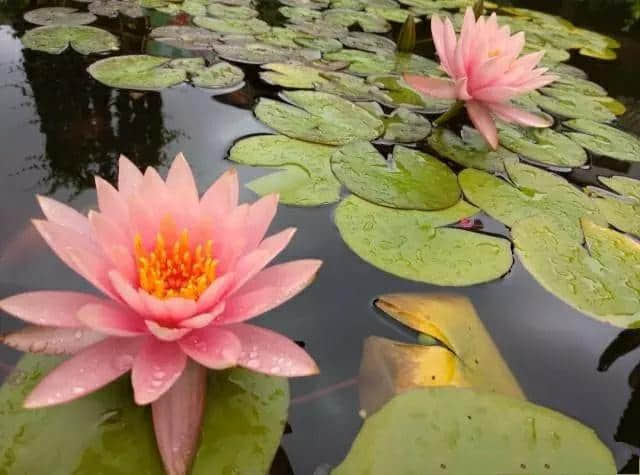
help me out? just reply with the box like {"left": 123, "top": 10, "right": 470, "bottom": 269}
{"left": 433, "top": 101, "right": 464, "bottom": 127}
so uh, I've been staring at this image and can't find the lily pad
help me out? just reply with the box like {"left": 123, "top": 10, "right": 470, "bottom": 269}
{"left": 331, "top": 142, "right": 460, "bottom": 210}
{"left": 563, "top": 119, "right": 640, "bottom": 162}
{"left": 587, "top": 187, "right": 640, "bottom": 238}
{"left": 323, "top": 9, "right": 391, "bottom": 33}
{"left": 191, "top": 61, "right": 245, "bottom": 91}
{"left": 459, "top": 161, "right": 602, "bottom": 241}
{"left": 428, "top": 127, "right": 518, "bottom": 174}
{"left": 551, "top": 62, "right": 588, "bottom": 79}
{"left": 0, "top": 354, "right": 289, "bottom": 475}
{"left": 149, "top": 26, "right": 222, "bottom": 51}
{"left": 548, "top": 74, "right": 608, "bottom": 97}
{"left": 278, "top": 6, "right": 322, "bottom": 22}
{"left": 256, "top": 27, "right": 308, "bottom": 49}
{"left": 325, "top": 49, "right": 441, "bottom": 76}
{"left": 334, "top": 195, "right": 513, "bottom": 286}
{"left": 599, "top": 175, "right": 640, "bottom": 201}
{"left": 332, "top": 0, "right": 399, "bottom": 8}
{"left": 228, "top": 134, "right": 341, "bottom": 206}
{"left": 279, "top": 0, "right": 329, "bottom": 9}
{"left": 333, "top": 387, "right": 616, "bottom": 475}
{"left": 206, "top": 3, "right": 258, "bottom": 18}
{"left": 24, "top": 7, "right": 97, "bottom": 26}
{"left": 169, "top": 57, "right": 206, "bottom": 74}
{"left": 288, "top": 20, "right": 349, "bottom": 38}
{"left": 294, "top": 36, "right": 343, "bottom": 53}
{"left": 366, "top": 6, "right": 421, "bottom": 23}
{"left": 496, "top": 122, "right": 587, "bottom": 169}
{"left": 88, "top": 55, "right": 187, "bottom": 91}
{"left": 254, "top": 91, "right": 384, "bottom": 145}
{"left": 340, "top": 31, "right": 396, "bottom": 53}
{"left": 532, "top": 89, "right": 616, "bottom": 122}
{"left": 22, "top": 25, "right": 119, "bottom": 55}
{"left": 193, "top": 16, "right": 269, "bottom": 35}
{"left": 88, "top": 0, "right": 144, "bottom": 18}
{"left": 368, "top": 74, "right": 453, "bottom": 113}
{"left": 513, "top": 216, "right": 640, "bottom": 327}
{"left": 378, "top": 107, "right": 432, "bottom": 144}
{"left": 213, "top": 42, "right": 321, "bottom": 64}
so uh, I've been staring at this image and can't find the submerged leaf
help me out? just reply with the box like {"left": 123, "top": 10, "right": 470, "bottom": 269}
{"left": 24, "top": 7, "right": 96, "bottom": 25}
{"left": 331, "top": 142, "right": 460, "bottom": 210}
{"left": 334, "top": 195, "right": 513, "bottom": 285}
{"left": 88, "top": 55, "right": 186, "bottom": 91}
{"left": 22, "top": 25, "right": 119, "bottom": 55}
{"left": 228, "top": 134, "right": 341, "bottom": 206}
{"left": 563, "top": 119, "right": 640, "bottom": 162}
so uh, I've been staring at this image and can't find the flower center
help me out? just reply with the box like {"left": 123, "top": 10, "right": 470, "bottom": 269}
{"left": 134, "top": 230, "right": 216, "bottom": 301}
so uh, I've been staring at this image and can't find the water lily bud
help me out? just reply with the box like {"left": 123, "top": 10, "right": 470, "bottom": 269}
{"left": 397, "top": 13, "right": 416, "bottom": 53}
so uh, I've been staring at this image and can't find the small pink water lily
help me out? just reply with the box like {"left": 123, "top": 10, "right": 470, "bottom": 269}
{"left": 0, "top": 153, "right": 321, "bottom": 474}
{"left": 404, "top": 7, "right": 557, "bottom": 149}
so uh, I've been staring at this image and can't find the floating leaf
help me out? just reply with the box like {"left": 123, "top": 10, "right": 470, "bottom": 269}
{"left": 191, "top": 61, "right": 245, "bottom": 91}
{"left": 366, "top": 6, "right": 421, "bottom": 23}
{"left": 149, "top": 25, "right": 222, "bottom": 51}
{"left": 88, "top": 55, "right": 187, "bottom": 91}
{"left": 563, "top": 119, "right": 640, "bottom": 162}
{"left": 256, "top": 27, "right": 308, "bottom": 48}
{"left": 551, "top": 62, "right": 588, "bottom": 79}
{"left": 254, "top": 91, "right": 383, "bottom": 145}
{"left": 0, "top": 355, "right": 289, "bottom": 475}
{"left": 24, "top": 7, "right": 96, "bottom": 25}
{"left": 459, "top": 161, "right": 602, "bottom": 241}
{"left": 331, "top": 142, "right": 460, "bottom": 210}
{"left": 294, "top": 36, "right": 343, "bottom": 53}
{"left": 279, "top": 5, "right": 322, "bottom": 22}
{"left": 599, "top": 175, "right": 640, "bottom": 201}
{"left": 378, "top": 107, "right": 432, "bottom": 144}
{"left": 179, "top": 1, "right": 208, "bottom": 16}
{"left": 398, "top": 0, "right": 473, "bottom": 8}
{"left": 279, "top": 0, "right": 329, "bottom": 9}
{"left": 548, "top": 74, "right": 608, "bottom": 97}
{"left": 587, "top": 187, "right": 640, "bottom": 238}
{"left": 368, "top": 74, "right": 453, "bottom": 113}
{"left": 213, "top": 42, "right": 321, "bottom": 64}
{"left": 532, "top": 88, "right": 616, "bottom": 122}
{"left": 228, "top": 134, "right": 341, "bottom": 206}
{"left": 325, "top": 49, "right": 441, "bottom": 76}
{"left": 88, "top": 0, "right": 145, "bottom": 18}
{"left": 22, "top": 25, "right": 119, "bottom": 55}
{"left": 193, "top": 16, "right": 269, "bottom": 34}
{"left": 288, "top": 20, "right": 349, "bottom": 38}
{"left": 340, "top": 32, "right": 396, "bottom": 53}
{"left": 333, "top": 387, "right": 616, "bottom": 475}
{"left": 206, "top": 3, "right": 258, "bottom": 18}
{"left": 496, "top": 122, "right": 587, "bottom": 169}
{"left": 513, "top": 216, "right": 640, "bottom": 327}
{"left": 334, "top": 195, "right": 513, "bottom": 285}
{"left": 428, "top": 127, "right": 518, "bottom": 174}
{"left": 523, "top": 41, "right": 570, "bottom": 64}
{"left": 169, "top": 57, "right": 206, "bottom": 73}
{"left": 323, "top": 9, "right": 391, "bottom": 33}
{"left": 332, "top": 0, "right": 400, "bottom": 8}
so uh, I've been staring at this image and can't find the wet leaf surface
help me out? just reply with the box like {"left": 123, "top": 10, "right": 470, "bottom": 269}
{"left": 24, "top": 7, "right": 96, "bottom": 25}
{"left": 587, "top": 177, "right": 640, "bottom": 238}
{"left": 22, "top": 25, "right": 119, "bottom": 55}
{"left": 377, "top": 107, "right": 432, "bottom": 144}
{"left": 206, "top": 3, "right": 258, "bottom": 18}
{"left": 368, "top": 74, "right": 453, "bottom": 113}
{"left": 149, "top": 25, "right": 222, "bottom": 50}
{"left": 532, "top": 89, "right": 616, "bottom": 122}
{"left": 87, "top": 55, "right": 187, "bottom": 91}
{"left": 339, "top": 31, "right": 396, "bottom": 53}
{"left": 193, "top": 16, "right": 270, "bottom": 35}
{"left": 365, "top": 6, "right": 421, "bottom": 23}
{"left": 88, "top": 0, "right": 144, "bottom": 18}
{"left": 563, "top": 119, "right": 640, "bottom": 162}
{"left": 213, "top": 41, "right": 321, "bottom": 64}
{"left": 324, "top": 49, "right": 441, "bottom": 77}
{"left": 191, "top": 61, "right": 245, "bottom": 91}
{"left": 323, "top": 9, "right": 391, "bottom": 33}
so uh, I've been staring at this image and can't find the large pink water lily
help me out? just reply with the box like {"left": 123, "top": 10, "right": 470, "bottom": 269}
{"left": 404, "top": 7, "right": 557, "bottom": 149}
{"left": 0, "top": 153, "right": 320, "bottom": 474}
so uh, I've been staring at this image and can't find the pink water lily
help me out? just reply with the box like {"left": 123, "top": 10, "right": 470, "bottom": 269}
{"left": 0, "top": 153, "right": 320, "bottom": 474}
{"left": 404, "top": 7, "right": 557, "bottom": 149}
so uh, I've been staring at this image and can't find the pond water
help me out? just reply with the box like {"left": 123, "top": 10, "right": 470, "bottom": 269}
{"left": 0, "top": 0, "right": 639, "bottom": 473}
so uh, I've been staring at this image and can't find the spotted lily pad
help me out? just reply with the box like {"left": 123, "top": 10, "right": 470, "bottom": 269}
{"left": 428, "top": 127, "right": 518, "bottom": 174}
{"left": 88, "top": 0, "right": 144, "bottom": 18}
{"left": 22, "top": 25, "right": 119, "bottom": 55}
{"left": 587, "top": 187, "right": 640, "bottom": 238}
{"left": 206, "top": 3, "right": 258, "bottom": 18}
{"left": 149, "top": 26, "right": 222, "bottom": 51}
{"left": 496, "top": 122, "right": 587, "bottom": 169}
{"left": 191, "top": 61, "right": 245, "bottom": 91}
{"left": 294, "top": 36, "right": 343, "bottom": 53}
{"left": 366, "top": 6, "right": 421, "bottom": 23}
{"left": 88, "top": 55, "right": 187, "bottom": 91}
{"left": 324, "top": 49, "right": 441, "bottom": 76}
{"left": 331, "top": 142, "right": 459, "bottom": 210}
{"left": 256, "top": 27, "right": 308, "bottom": 48}
{"left": 532, "top": 89, "right": 616, "bottom": 122}
{"left": 193, "top": 16, "right": 269, "bottom": 34}
{"left": 563, "top": 119, "right": 640, "bottom": 162}
{"left": 334, "top": 195, "right": 513, "bottom": 285}
{"left": 254, "top": 91, "right": 384, "bottom": 145}
{"left": 229, "top": 134, "right": 341, "bottom": 206}
{"left": 0, "top": 355, "right": 289, "bottom": 475}
{"left": 377, "top": 107, "right": 432, "bottom": 144}
{"left": 289, "top": 20, "right": 349, "bottom": 38}
{"left": 513, "top": 216, "right": 640, "bottom": 327}
{"left": 368, "top": 74, "right": 453, "bottom": 113}
{"left": 323, "top": 9, "right": 391, "bottom": 33}
{"left": 333, "top": 388, "right": 616, "bottom": 475}
{"left": 24, "top": 7, "right": 97, "bottom": 25}
{"left": 599, "top": 175, "right": 640, "bottom": 201}
{"left": 169, "top": 57, "right": 207, "bottom": 74}
{"left": 213, "top": 42, "right": 321, "bottom": 65}
{"left": 459, "top": 161, "right": 602, "bottom": 241}
{"left": 279, "top": 5, "right": 321, "bottom": 22}
{"left": 340, "top": 32, "right": 396, "bottom": 53}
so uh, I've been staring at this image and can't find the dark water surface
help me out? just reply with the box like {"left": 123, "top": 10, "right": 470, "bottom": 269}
{"left": 1, "top": 0, "right": 640, "bottom": 473}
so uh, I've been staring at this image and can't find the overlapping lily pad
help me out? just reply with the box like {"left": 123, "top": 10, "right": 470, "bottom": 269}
{"left": 340, "top": 32, "right": 396, "bottom": 53}
{"left": 513, "top": 216, "right": 640, "bottom": 327}
{"left": 532, "top": 88, "right": 616, "bottom": 122}
{"left": 206, "top": 3, "right": 258, "bottom": 18}
{"left": 459, "top": 161, "right": 602, "bottom": 241}
{"left": 88, "top": 55, "right": 186, "bottom": 91}
{"left": 334, "top": 195, "right": 513, "bottom": 286}
{"left": 375, "top": 106, "right": 432, "bottom": 144}
{"left": 254, "top": 91, "right": 384, "bottom": 145}
{"left": 280, "top": 0, "right": 329, "bottom": 9}
{"left": 331, "top": 142, "right": 460, "bottom": 210}
{"left": 279, "top": 5, "right": 321, "bottom": 22}
{"left": 368, "top": 74, "right": 453, "bottom": 113}
{"left": 191, "top": 61, "right": 245, "bottom": 91}
{"left": 548, "top": 74, "right": 608, "bottom": 97}
{"left": 563, "top": 119, "right": 640, "bottom": 162}
{"left": 599, "top": 175, "right": 640, "bottom": 201}
{"left": 149, "top": 26, "right": 222, "bottom": 51}
{"left": 333, "top": 388, "right": 616, "bottom": 475}
{"left": 22, "top": 25, "right": 119, "bottom": 55}
{"left": 24, "top": 7, "right": 97, "bottom": 25}
{"left": 365, "top": 6, "right": 421, "bottom": 23}
{"left": 229, "top": 134, "right": 341, "bottom": 206}
{"left": 288, "top": 20, "right": 349, "bottom": 38}
{"left": 193, "top": 16, "right": 269, "bottom": 34}
{"left": 587, "top": 187, "right": 640, "bottom": 238}
{"left": 323, "top": 9, "right": 391, "bottom": 33}
{"left": 496, "top": 122, "right": 587, "bottom": 169}
{"left": 428, "top": 127, "right": 518, "bottom": 174}
{"left": 0, "top": 355, "right": 289, "bottom": 474}
{"left": 88, "top": 0, "right": 144, "bottom": 18}
{"left": 213, "top": 42, "right": 321, "bottom": 65}
{"left": 324, "top": 49, "right": 441, "bottom": 77}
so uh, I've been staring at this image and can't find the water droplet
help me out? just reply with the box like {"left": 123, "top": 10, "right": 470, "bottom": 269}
{"left": 246, "top": 359, "right": 260, "bottom": 369}
{"left": 151, "top": 379, "right": 163, "bottom": 388}
{"left": 114, "top": 354, "right": 134, "bottom": 371}
{"left": 31, "top": 341, "right": 46, "bottom": 352}
{"left": 270, "top": 366, "right": 281, "bottom": 373}
{"left": 72, "top": 386, "right": 85, "bottom": 395}
{"left": 249, "top": 351, "right": 258, "bottom": 358}
{"left": 152, "top": 371, "right": 166, "bottom": 379}
{"left": 74, "top": 330, "right": 83, "bottom": 339}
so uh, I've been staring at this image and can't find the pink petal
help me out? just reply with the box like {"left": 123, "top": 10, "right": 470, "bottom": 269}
{"left": 458, "top": 7, "right": 476, "bottom": 73}
{"left": 117, "top": 155, "right": 143, "bottom": 197}
{"left": 127, "top": 195, "right": 160, "bottom": 251}
{"left": 472, "top": 86, "right": 522, "bottom": 103}
{"left": 37, "top": 195, "right": 90, "bottom": 236}
{"left": 166, "top": 153, "right": 199, "bottom": 210}
{"left": 487, "top": 102, "right": 553, "bottom": 127}
{"left": 195, "top": 273, "right": 235, "bottom": 314}
{"left": 516, "top": 74, "right": 558, "bottom": 92}
{"left": 431, "top": 15, "right": 451, "bottom": 76}
{"left": 24, "top": 337, "right": 142, "bottom": 408}
{"left": 227, "top": 323, "right": 318, "bottom": 377}
{"left": 89, "top": 211, "right": 136, "bottom": 282}
{"left": 145, "top": 320, "right": 192, "bottom": 342}
{"left": 200, "top": 168, "right": 239, "bottom": 222}
{"left": 180, "top": 302, "right": 225, "bottom": 329}
{"left": 152, "top": 361, "right": 206, "bottom": 475}
{"left": 131, "top": 338, "right": 187, "bottom": 405}
{"left": 403, "top": 75, "right": 457, "bottom": 99}
{"left": 0, "top": 291, "right": 105, "bottom": 327}
{"left": 496, "top": 51, "right": 545, "bottom": 87}
{"left": 136, "top": 292, "right": 197, "bottom": 324}
{"left": 214, "top": 204, "right": 249, "bottom": 275}
{"left": 109, "top": 270, "right": 149, "bottom": 316}
{"left": 66, "top": 246, "right": 118, "bottom": 300}
{"left": 442, "top": 17, "right": 459, "bottom": 78}
{"left": 244, "top": 193, "right": 279, "bottom": 253}
{"left": 217, "top": 259, "right": 322, "bottom": 325}
{"left": 466, "top": 101, "right": 499, "bottom": 150}
{"left": 77, "top": 302, "right": 147, "bottom": 336}
{"left": 179, "top": 325, "right": 241, "bottom": 369}
{"left": 1, "top": 325, "right": 104, "bottom": 354}
{"left": 95, "top": 177, "right": 129, "bottom": 230}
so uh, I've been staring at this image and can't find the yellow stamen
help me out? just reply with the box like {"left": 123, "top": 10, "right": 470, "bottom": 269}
{"left": 134, "top": 230, "right": 216, "bottom": 300}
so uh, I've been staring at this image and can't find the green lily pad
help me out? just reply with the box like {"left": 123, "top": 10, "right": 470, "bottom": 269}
{"left": 193, "top": 16, "right": 269, "bottom": 34}
{"left": 213, "top": 42, "right": 321, "bottom": 65}
{"left": 229, "top": 134, "right": 341, "bottom": 206}
{"left": 0, "top": 354, "right": 289, "bottom": 475}
{"left": 179, "top": 1, "right": 208, "bottom": 16}
{"left": 548, "top": 74, "right": 608, "bottom": 97}
{"left": 513, "top": 216, "right": 640, "bottom": 327}
{"left": 428, "top": 127, "right": 518, "bottom": 174}
{"left": 332, "top": 0, "right": 399, "bottom": 8}
{"left": 254, "top": 91, "right": 384, "bottom": 145}
{"left": 149, "top": 26, "right": 222, "bottom": 51}
{"left": 587, "top": 187, "right": 640, "bottom": 238}
{"left": 532, "top": 88, "right": 616, "bottom": 122}
{"left": 551, "top": 62, "right": 588, "bottom": 79}
{"left": 88, "top": 55, "right": 187, "bottom": 91}
{"left": 280, "top": 0, "right": 329, "bottom": 9}
{"left": 340, "top": 32, "right": 396, "bottom": 53}
{"left": 599, "top": 175, "right": 640, "bottom": 201}
{"left": 206, "top": 3, "right": 258, "bottom": 18}
{"left": 168, "top": 57, "right": 207, "bottom": 74}
{"left": 368, "top": 74, "right": 453, "bottom": 113}
{"left": 88, "top": 0, "right": 145, "bottom": 18}
{"left": 256, "top": 27, "right": 308, "bottom": 49}
{"left": 334, "top": 195, "right": 513, "bottom": 286}
{"left": 378, "top": 107, "right": 432, "bottom": 144}
{"left": 323, "top": 9, "right": 391, "bottom": 33}
{"left": 191, "top": 61, "right": 245, "bottom": 91}
{"left": 366, "top": 6, "right": 421, "bottom": 23}
{"left": 279, "top": 5, "right": 322, "bottom": 22}
{"left": 288, "top": 20, "right": 349, "bottom": 38}
{"left": 398, "top": 0, "right": 472, "bottom": 8}
{"left": 333, "top": 387, "right": 616, "bottom": 475}
{"left": 459, "top": 161, "right": 602, "bottom": 241}
{"left": 259, "top": 63, "right": 377, "bottom": 101}
{"left": 294, "top": 36, "right": 343, "bottom": 53}
{"left": 563, "top": 119, "right": 640, "bottom": 162}
{"left": 523, "top": 41, "right": 570, "bottom": 64}
{"left": 331, "top": 142, "right": 460, "bottom": 210}
{"left": 24, "top": 7, "right": 97, "bottom": 25}
{"left": 22, "top": 25, "right": 119, "bottom": 55}
{"left": 496, "top": 122, "right": 587, "bottom": 169}
{"left": 324, "top": 49, "right": 441, "bottom": 76}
